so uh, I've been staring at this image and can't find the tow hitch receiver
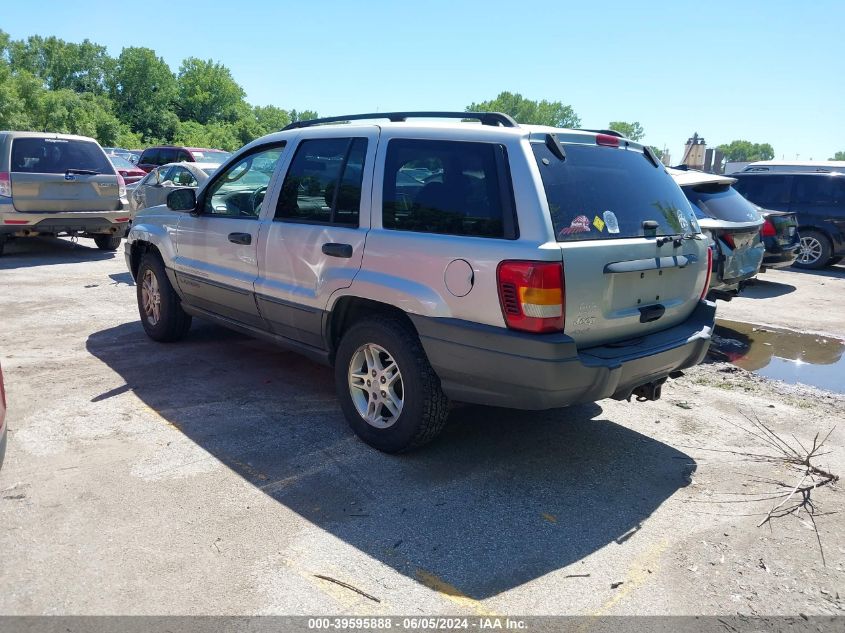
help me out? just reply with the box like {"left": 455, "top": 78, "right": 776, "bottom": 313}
{"left": 631, "top": 378, "right": 666, "bottom": 402}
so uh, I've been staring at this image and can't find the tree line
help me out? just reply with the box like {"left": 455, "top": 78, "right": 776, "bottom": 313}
{"left": 0, "top": 31, "right": 316, "bottom": 150}
{"left": 0, "top": 32, "right": 784, "bottom": 164}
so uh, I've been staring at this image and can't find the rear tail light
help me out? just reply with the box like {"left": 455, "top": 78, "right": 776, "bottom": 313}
{"left": 497, "top": 261, "right": 565, "bottom": 333}
{"left": 700, "top": 247, "right": 713, "bottom": 300}
{"left": 761, "top": 219, "right": 777, "bottom": 237}
{"left": 721, "top": 233, "right": 735, "bottom": 249}
{"left": 595, "top": 133, "right": 620, "bottom": 147}
{"left": 0, "top": 172, "right": 11, "bottom": 198}
{"left": 117, "top": 174, "right": 127, "bottom": 198}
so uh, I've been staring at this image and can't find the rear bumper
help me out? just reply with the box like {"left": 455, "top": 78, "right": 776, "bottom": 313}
{"left": 762, "top": 236, "right": 800, "bottom": 268}
{"left": 411, "top": 300, "right": 716, "bottom": 410}
{"left": 0, "top": 215, "right": 129, "bottom": 236}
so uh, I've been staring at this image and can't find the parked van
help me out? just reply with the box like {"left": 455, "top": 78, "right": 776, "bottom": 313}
{"left": 740, "top": 160, "right": 845, "bottom": 174}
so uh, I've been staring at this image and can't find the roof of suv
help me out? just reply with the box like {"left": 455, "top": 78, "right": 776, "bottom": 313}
{"left": 143, "top": 145, "right": 223, "bottom": 152}
{"left": 734, "top": 171, "right": 845, "bottom": 179}
{"left": 242, "top": 113, "right": 647, "bottom": 156}
{"left": 667, "top": 167, "right": 736, "bottom": 187}
{"left": 0, "top": 131, "right": 101, "bottom": 143}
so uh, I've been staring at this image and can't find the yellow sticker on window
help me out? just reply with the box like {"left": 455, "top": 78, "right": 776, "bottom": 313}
{"left": 593, "top": 215, "right": 606, "bottom": 232}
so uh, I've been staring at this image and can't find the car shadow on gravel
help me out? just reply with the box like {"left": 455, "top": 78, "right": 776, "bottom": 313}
{"left": 785, "top": 263, "right": 845, "bottom": 280}
{"left": 0, "top": 236, "right": 116, "bottom": 269}
{"left": 739, "top": 278, "right": 796, "bottom": 299}
{"left": 87, "top": 319, "right": 696, "bottom": 600}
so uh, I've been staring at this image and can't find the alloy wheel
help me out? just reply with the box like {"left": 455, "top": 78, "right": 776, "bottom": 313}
{"left": 798, "top": 236, "right": 823, "bottom": 265}
{"left": 348, "top": 343, "right": 404, "bottom": 429}
{"left": 141, "top": 269, "right": 161, "bottom": 326}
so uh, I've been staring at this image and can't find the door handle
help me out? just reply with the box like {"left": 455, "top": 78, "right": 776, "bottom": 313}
{"left": 228, "top": 232, "right": 252, "bottom": 245}
{"left": 322, "top": 243, "right": 353, "bottom": 258}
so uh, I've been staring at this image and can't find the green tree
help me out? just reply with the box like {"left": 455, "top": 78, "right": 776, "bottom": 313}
{"left": 717, "top": 140, "right": 775, "bottom": 162}
{"left": 24, "top": 89, "right": 123, "bottom": 145}
{"left": 109, "top": 47, "right": 178, "bottom": 141}
{"left": 830, "top": 151, "right": 845, "bottom": 161}
{"left": 466, "top": 91, "right": 580, "bottom": 128}
{"left": 254, "top": 105, "right": 291, "bottom": 132}
{"left": 7, "top": 35, "right": 111, "bottom": 94}
{"left": 608, "top": 121, "right": 645, "bottom": 141}
{"left": 0, "top": 65, "right": 31, "bottom": 129}
{"left": 289, "top": 109, "right": 319, "bottom": 123}
{"left": 176, "top": 57, "right": 245, "bottom": 124}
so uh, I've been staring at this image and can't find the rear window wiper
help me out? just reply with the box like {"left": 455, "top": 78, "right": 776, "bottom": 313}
{"left": 65, "top": 168, "right": 100, "bottom": 176}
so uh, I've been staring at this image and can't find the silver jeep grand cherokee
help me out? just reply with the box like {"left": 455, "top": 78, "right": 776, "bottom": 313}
{"left": 125, "top": 112, "right": 715, "bottom": 452}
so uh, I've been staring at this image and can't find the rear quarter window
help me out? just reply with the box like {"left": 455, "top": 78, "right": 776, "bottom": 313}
{"left": 382, "top": 139, "right": 516, "bottom": 239}
{"left": 11, "top": 137, "right": 113, "bottom": 174}
{"left": 533, "top": 142, "right": 697, "bottom": 241}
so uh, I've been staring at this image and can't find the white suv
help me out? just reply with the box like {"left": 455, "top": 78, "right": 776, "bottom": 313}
{"left": 125, "top": 112, "right": 715, "bottom": 452}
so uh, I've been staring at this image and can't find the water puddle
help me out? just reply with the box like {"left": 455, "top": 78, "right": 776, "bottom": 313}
{"left": 709, "top": 319, "right": 845, "bottom": 393}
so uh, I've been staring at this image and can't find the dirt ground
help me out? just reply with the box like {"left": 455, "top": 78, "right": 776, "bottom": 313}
{"left": 0, "top": 237, "right": 843, "bottom": 616}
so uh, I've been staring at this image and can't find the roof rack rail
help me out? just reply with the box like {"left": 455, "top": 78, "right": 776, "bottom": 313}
{"left": 576, "top": 128, "right": 626, "bottom": 138}
{"left": 282, "top": 111, "right": 519, "bottom": 131}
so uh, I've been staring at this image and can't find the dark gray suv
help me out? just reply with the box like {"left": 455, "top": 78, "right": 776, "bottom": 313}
{"left": 732, "top": 171, "right": 845, "bottom": 269}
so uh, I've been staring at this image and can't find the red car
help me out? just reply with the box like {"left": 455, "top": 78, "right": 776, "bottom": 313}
{"left": 136, "top": 146, "right": 231, "bottom": 173}
{"left": 110, "top": 155, "right": 147, "bottom": 184}
{"left": 0, "top": 362, "right": 6, "bottom": 470}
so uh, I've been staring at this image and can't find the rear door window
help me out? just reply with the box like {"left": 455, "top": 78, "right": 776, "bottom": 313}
{"left": 732, "top": 175, "right": 791, "bottom": 207}
{"left": 792, "top": 176, "right": 837, "bottom": 205}
{"left": 275, "top": 137, "right": 367, "bottom": 225}
{"left": 683, "top": 184, "right": 761, "bottom": 222}
{"left": 382, "top": 139, "right": 515, "bottom": 238}
{"left": 11, "top": 137, "right": 113, "bottom": 174}
{"left": 533, "top": 141, "right": 696, "bottom": 241}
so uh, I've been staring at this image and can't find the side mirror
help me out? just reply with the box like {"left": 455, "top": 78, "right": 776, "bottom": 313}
{"left": 167, "top": 188, "right": 197, "bottom": 212}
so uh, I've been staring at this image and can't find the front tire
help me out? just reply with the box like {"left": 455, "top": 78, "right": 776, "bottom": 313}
{"left": 137, "top": 253, "right": 192, "bottom": 342}
{"left": 794, "top": 230, "right": 832, "bottom": 269}
{"left": 94, "top": 235, "right": 122, "bottom": 251}
{"left": 334, "top": 316, "right": 449, "bottom": 453}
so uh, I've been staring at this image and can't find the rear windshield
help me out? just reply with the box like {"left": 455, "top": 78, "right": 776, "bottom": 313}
{"left": 11, "top": 137, "right": 113, "bottom": 174}
{"left": 533, "top": 142, "right": 697, "bottom": 241}
{"left": 110, "top": 156, "right": 137, "bottom": 170}
{"left": 683, "top": 184, "right": 761, "bottom": 223}
{"left": 191, "top": 150, "right": 231, "bottom": 166}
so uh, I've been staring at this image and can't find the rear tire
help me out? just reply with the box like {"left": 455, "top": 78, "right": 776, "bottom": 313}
{"left": 94, "top": 235, "right": 122, "bottom": 251}
{"left": 794, "top": 230, "right": 831, "bottom": 269}
{"left": 0, "top": 236, "right": 6, "bottom": 257}
{"left": 137, "top": 253, "right": 192, "bottom": 342}
{"left": 334, "top": 315, "right": 449, "bottom": 453}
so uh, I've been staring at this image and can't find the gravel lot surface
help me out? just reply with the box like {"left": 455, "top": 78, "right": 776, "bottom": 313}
{"left": 0, "top": 237, "right": 843, "bottom": 616}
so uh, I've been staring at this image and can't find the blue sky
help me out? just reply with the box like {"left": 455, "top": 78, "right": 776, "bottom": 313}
{"left": 3, "top": 1, "right": 843, "bottom": 161}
